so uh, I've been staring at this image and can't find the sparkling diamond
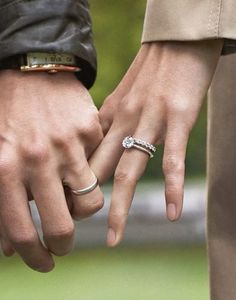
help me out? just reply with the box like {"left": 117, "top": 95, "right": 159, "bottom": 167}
{"left": 122, "top": 136, "right": 134, "bottom": 148}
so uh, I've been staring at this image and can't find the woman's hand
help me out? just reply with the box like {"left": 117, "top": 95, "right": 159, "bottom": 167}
{"left": 90, "top": 40, "right": 223, "bottom": 247}
{"left": 0, "top": 71, "right": 104, "bottom": 272}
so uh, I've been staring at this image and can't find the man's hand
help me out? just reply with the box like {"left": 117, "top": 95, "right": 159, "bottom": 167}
{"left": 0, "top": 71, "right": 104, "bottom": 272}
{"left": 90, "top": 40, "right": 223, "bottom": 247}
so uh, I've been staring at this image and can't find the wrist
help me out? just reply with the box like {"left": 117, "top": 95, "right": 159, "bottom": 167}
{"left": 142, "top": 39, "right": 224, "bottom": 57}
{"left": 0, "top": 70, "right": 87, "bottom": 97}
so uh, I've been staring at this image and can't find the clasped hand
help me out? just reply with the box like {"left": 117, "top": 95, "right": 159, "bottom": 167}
{"left": 0, "top": 40, "right": 223, "bottom": 272}
{"left": 0, "top": 71, "right": 104, "bottom": 272}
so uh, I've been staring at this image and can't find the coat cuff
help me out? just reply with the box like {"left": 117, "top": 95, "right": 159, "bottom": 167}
{"left": 0, "top": 0, "right": 96, "bottom": 88}
{"left": 142, "top": 0, "right": 236, "bottom": 55}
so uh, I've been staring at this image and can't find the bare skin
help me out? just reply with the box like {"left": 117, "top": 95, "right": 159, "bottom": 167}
{"left": 90, "top": 40, "right": 224, "bottom": 247}
{"left": 0, "top": 71, "right": 104, "bottom": 272}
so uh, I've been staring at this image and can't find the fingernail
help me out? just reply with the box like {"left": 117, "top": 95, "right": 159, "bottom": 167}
{"left": 167, "top": 203, "right": 177, "bottom": 221}
{"left": 36, "top": 264, "right": 55, "bottom": 273}
{"left": 107, "top": 228, "right": 116, "bottom": 246}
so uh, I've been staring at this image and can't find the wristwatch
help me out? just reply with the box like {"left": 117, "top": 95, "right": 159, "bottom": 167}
{"left": 0, "top": 52, "right": 81, "bottom": 74}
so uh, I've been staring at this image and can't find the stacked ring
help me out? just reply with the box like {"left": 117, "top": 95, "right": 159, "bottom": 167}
{"left": 122, "top": 136, "right": 157, "bottom": 158}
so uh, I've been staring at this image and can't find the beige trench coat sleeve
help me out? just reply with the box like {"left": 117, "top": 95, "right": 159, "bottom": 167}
{"left": 142, "top": 0, "right": 236, "bottom": 54}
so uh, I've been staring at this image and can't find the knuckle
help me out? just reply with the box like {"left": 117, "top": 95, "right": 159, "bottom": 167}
{"left": 90, "top": 196, "right": 104, "bottom": 212}
{"left": 47, "top": 223, "right": 75, "bottom": 240}
{"left": 78, "top": 113, "right": 101, "bottom": 138}
{"left": 164, "top": 96, "right": 189, "bottom": 115}
{"left": 164, "top": 166, "right": 184, "bottom": 201}
{"left": 114, "top": 169, "right": 137, "bottom": 186}
{"left": 157, "top": 94, "right": 170, "bottom": 104}
{"left": 10, "top": 231, "right": 38, "bottom": 248}
{"left": 165, "top": 172, "right": 184, "bottom": 190}
{"left": 163, "top": 156, "right": 185, "bottom": 174}
{"left": 21, "top": 142, "right": 50, "bottom": 164}
{"left": 80, "top": 123, "right": 98, "bottom": 138}
{"left": 118, "top": 97, "right": 137, "bottom": 119}
{"left": 0, "top": 157, "right": 17, "bottom": 176}
{"left": 110, "top": 210, "right": 128, "bottom": 223}
{"left": 73, "top": 196, "right": 104, "bottom": 219}
{"left": 165, "top": 182, "right": 181, "bottom": 196}
{"left": 52, "top": 130, "right": 76, "bottom": 149}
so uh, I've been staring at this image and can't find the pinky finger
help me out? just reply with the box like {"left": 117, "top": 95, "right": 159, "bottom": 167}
{"left": 0, "top": 223, "right": 14, "bottom": 257}
{"left": 162, "top": 125, "right": 189, "bottom": 221}
{"left": 1, "top": 237, "right": 15, "bottom": 257}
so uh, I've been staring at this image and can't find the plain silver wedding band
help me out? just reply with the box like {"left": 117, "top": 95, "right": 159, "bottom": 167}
{"left": 64, "top": 177, "right": 98, "bottom": 196}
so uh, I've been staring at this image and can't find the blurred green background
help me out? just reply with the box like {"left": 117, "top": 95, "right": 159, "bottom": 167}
{"left": 0, "top": 2, "right": 209, "bottom": 299}
{"left": 0, "top": 247, "right": 208, "bottom": 300}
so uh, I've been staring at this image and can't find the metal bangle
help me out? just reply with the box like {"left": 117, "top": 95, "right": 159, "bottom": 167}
{"left": 21, "top": 64, "right": 81, "bottom": 74}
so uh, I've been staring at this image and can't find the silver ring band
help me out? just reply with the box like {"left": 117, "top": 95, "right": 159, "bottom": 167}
{"left": 133, "top": 144, "right": 154, "bottom": 158}
{"left": 64, "top": 177, "right": 98, "bottom": 196}
{"left": 122, "top": 136, "right": 156, "bottom": 158}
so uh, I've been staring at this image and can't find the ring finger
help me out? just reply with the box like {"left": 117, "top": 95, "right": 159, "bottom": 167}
{"left": 62, "top": 147, "right": 104, "bottom": 220}
{"left": 106, "top": 123, "right": 158, "bottom": 247}
{"left": 107, "top": 118, "right": 189, "bottom": 246}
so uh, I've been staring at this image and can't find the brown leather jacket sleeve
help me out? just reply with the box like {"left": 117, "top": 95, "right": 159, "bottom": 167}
{"left": 0, "top": 0, "right": 96, "bottom": 88}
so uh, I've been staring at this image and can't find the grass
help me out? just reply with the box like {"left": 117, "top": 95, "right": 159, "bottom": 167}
{"left": 0, "top": 246, "right": 208, "bottom": 300}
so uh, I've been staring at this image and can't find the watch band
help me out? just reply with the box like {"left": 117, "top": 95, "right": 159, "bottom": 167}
{"left": 0, "top": 52, "right": 81, "bottom": 74}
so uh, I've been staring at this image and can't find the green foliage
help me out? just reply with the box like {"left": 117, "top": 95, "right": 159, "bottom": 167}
{"left": 90, "top": 1, "right": 207, "bottom": 178}
{"left": 90, "top": 1, "right": 146, "bottom": 105}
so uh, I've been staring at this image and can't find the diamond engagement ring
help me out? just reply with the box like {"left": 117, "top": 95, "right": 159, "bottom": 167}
{"left": 122, "top": 136, "right": 157, "bottom": 158}
{"left": 63, "top": 177, "right": 98, "bottom": 196}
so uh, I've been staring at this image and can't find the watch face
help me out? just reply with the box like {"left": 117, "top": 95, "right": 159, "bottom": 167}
{"left": 26, "top": 52, "right": 76, "bottom": 66}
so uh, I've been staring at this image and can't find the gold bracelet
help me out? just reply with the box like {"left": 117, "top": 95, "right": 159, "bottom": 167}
{"left": 21, "top": 64, "right": 80, "bottom": 74}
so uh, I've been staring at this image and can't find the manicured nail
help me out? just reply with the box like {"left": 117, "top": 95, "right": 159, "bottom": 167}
{"left": 167, "top": 203, "right": 177, "bottom": 221}
{"left": 107, "top": 228, "right": 116, "bottom": 246}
